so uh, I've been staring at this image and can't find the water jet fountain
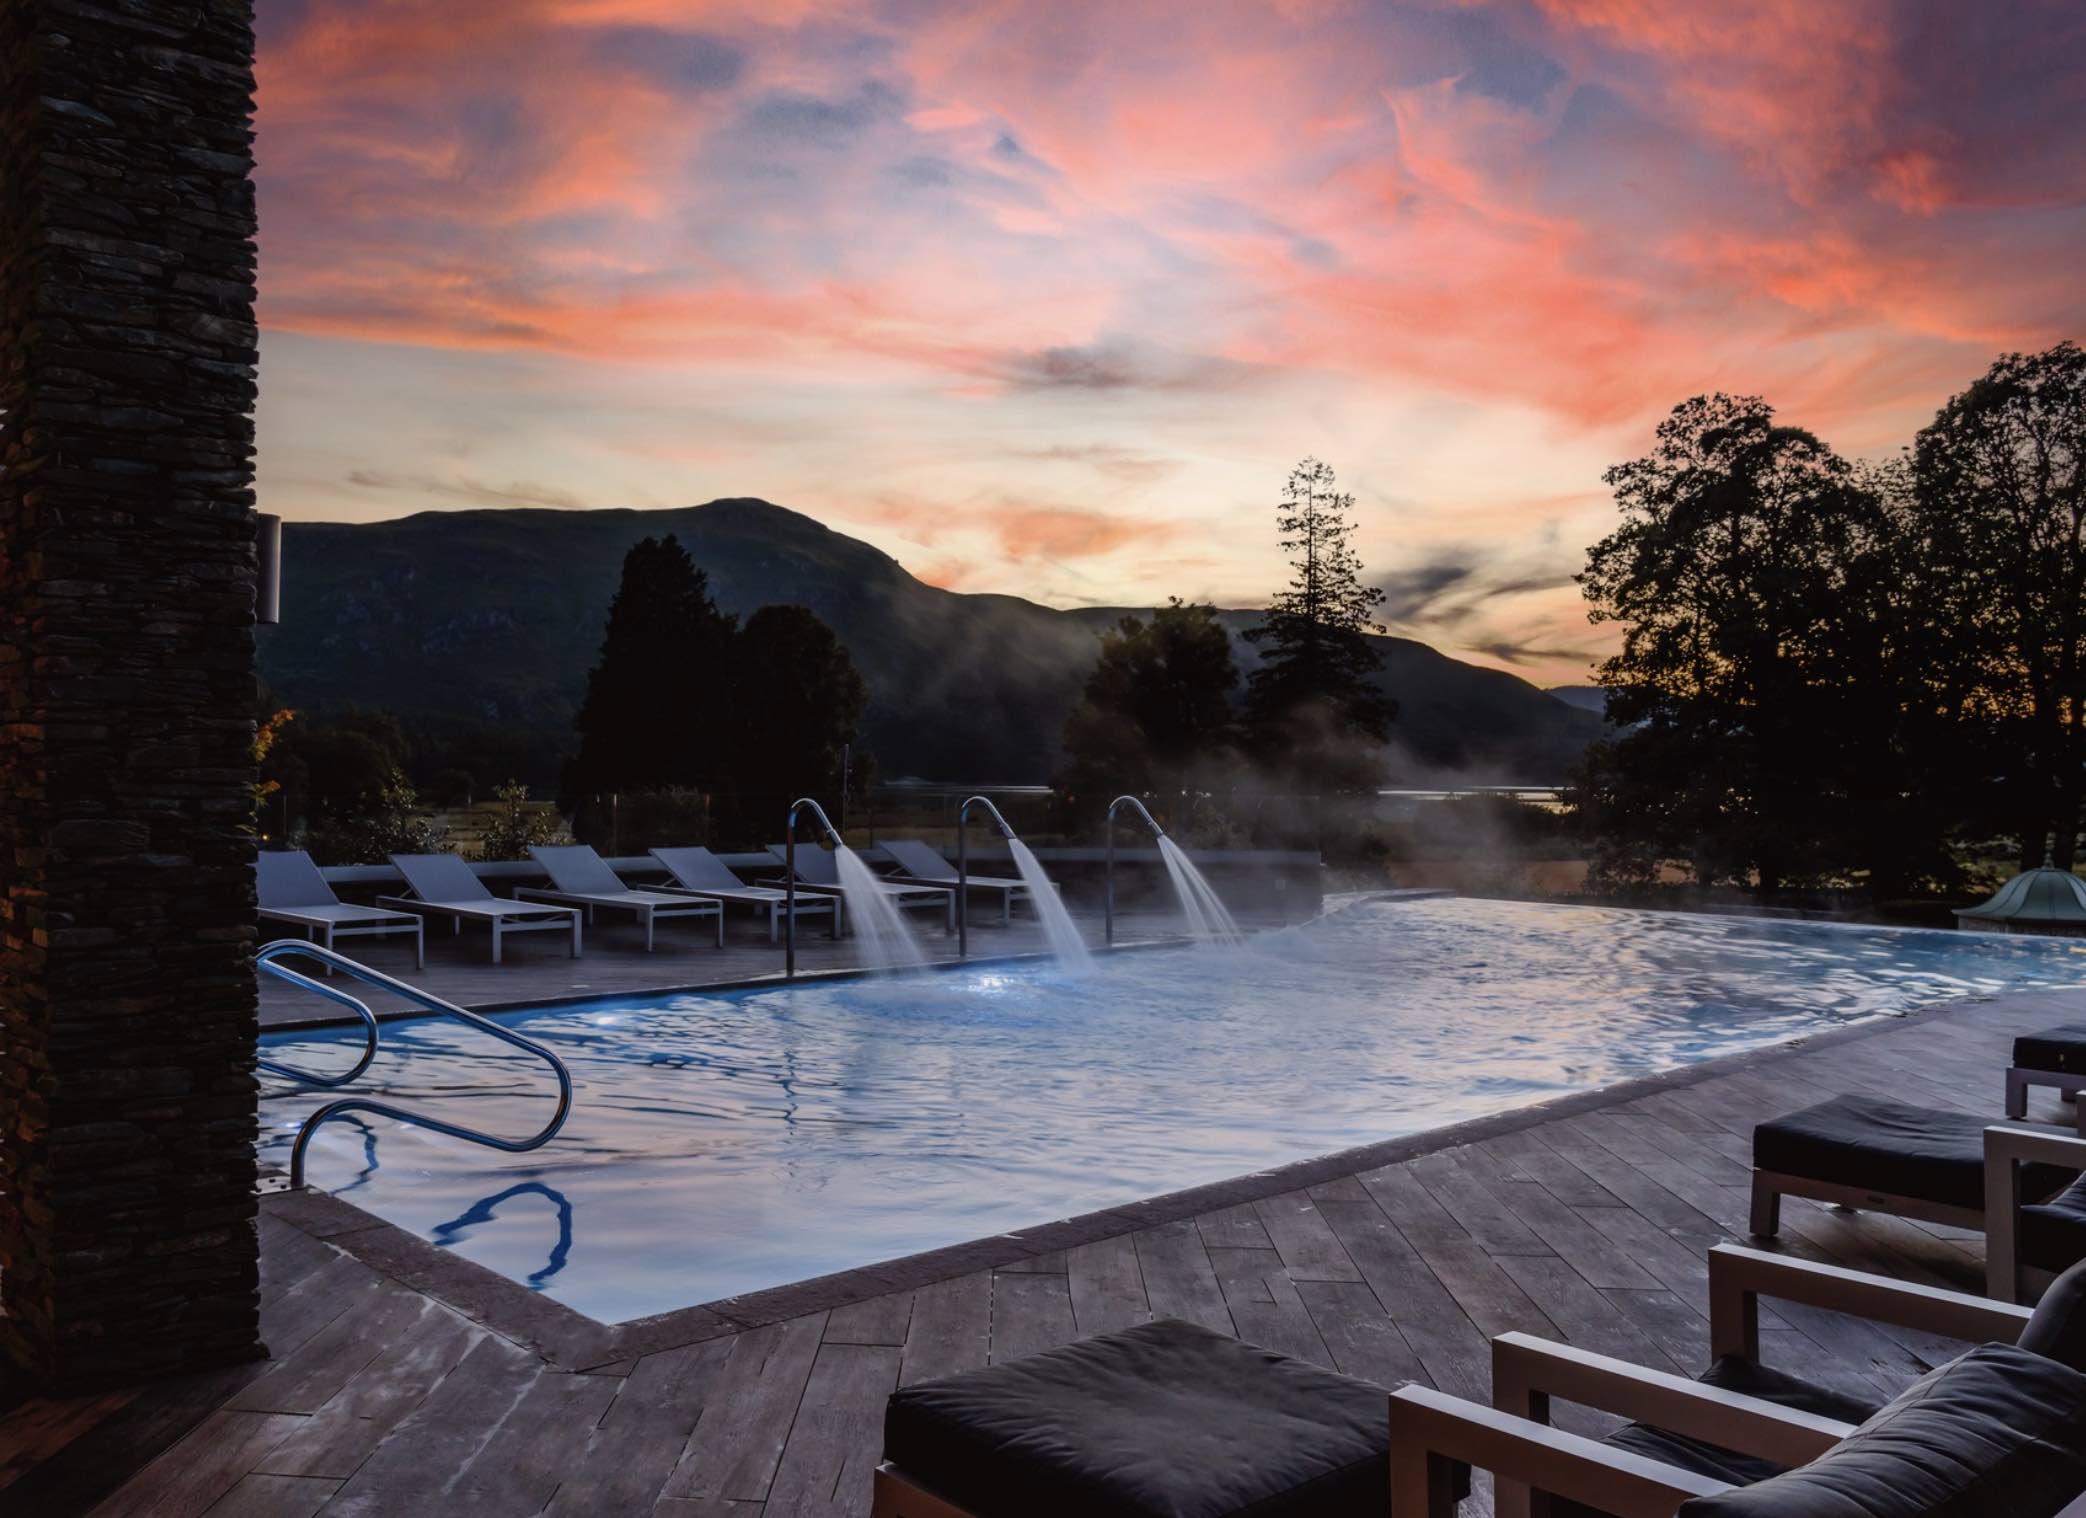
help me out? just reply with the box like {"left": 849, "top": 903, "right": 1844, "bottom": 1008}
{"left": 1105, "top": 795, "right": 1245, "bottom": 949}
{"left": 784, "top": 796, "right": 927, "bottom": 979}
{"left": 957, "top": 795, "right": 1092, "bottom": 970}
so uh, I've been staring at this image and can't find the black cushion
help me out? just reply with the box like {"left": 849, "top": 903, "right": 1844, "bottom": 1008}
{"left": 1545, "top": 1357, "right": 1886, "bottom": 1518}
{"left": 1676, "top": 1344, "right": 2086, "bottom": 1517}
{"left": 883, "top": 1318, "right": 1392, "bottom": 1518}
{"left": 2021, "top": 1257, "right": 2086, "bottom": 1373}
{"left": 2016, "top": 1025, "right": 2086, "bottom": 1076}
{"left": 1753, "top": 1094, "right": 2074, "bottom": 1213}
{"left": 2022, "top": 1176, "right": 2086, "bottom": 1277}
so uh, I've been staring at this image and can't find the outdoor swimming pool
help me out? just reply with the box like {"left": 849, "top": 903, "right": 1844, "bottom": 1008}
{"left": 258, "top": 897, "right": 2086, "bottom": 1322}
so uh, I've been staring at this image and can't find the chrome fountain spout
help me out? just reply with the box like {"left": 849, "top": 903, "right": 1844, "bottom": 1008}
{"left": 784, "top": 796, "right": 843, "bottom": 979}
{"left": 1105, "top": 794, "right": 1167, "bottom": 945}
{"left": 956, "top": 794, "right": 1017, "bottom": 958}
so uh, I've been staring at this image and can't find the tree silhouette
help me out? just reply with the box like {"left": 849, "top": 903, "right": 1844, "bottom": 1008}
{"left": 1058, "top": 598, "right": 1240, "bottom": 812}
{"left": 1572, "top": 394, "right": 1931, "bottom": 892}
{"left": 728, "top": 603, "right": 868, "bottom": 816}
{"left": 568, "top": 535, "right": 736, "bottom": 796}
{"left": 1243, "top": 457, "right": 1393, "bottom": 787}
{"left": 1912, "top": 341, "right": 2086, "bottom": 870}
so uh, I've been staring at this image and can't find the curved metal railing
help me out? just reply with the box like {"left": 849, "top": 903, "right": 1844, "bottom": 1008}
{"left": 255, "top": 939, "right": 573, "bottom": 1189}
{"left": 255, "top": 954, "right": 380, "bottom": 1089}
{"left": 956, "top": 794, "right": 1017, "bottom": 958}
{"left": 1104, "top": 794, "right": 1169, "bottom": 946}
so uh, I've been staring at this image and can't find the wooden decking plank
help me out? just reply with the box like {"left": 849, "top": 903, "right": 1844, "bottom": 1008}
{"left": 760, "top": 1345, "right": 901, "bottom": 1518}
{"left": 1251, "top": 1193, "right": 1364, "bottom": 1282}
{"left": 435, "top": 1367, "right": 620, "bottom": 1515}
{"left": 822, "top": 1293, "right": 915, "bottom": 1347}
{"left": 252, "top": 1300, "right": 481, "bottom": 1481}
{"left": 86, "top": 1410, "right": 304, "bottom": 1518}
{"left": 198, "top": 1472, "right": 339, "bottom": 1518}
{"left": 229, "top": 1281, "right": 435, "bottom": 1416}
{"left": 542, "top": 1336, "right": 737, "bottom": 1518}
{"left": 315, "top": 1333, "right": 544, "bottom": 1511}
{"left": 256, "top": 1218, "right": 339, "bottom": 1311}
{"left": 1065, "top": 1236, "right": 1151, "bottom": 1337}
{"left": 1209, "top": 1253, "right": 1334, "bottom": 1370}
{"left": 1194, "top": 1201, "right": 1274, "bottom": 1251}
{"left": 1405, "top": 1153, "right": 1549, "bottom": 1257}
{"left": 1598, "top": 1114, "right": 1754, "bottom": 1185}
{"left": 1305, "top": 1175, "right": 1372, "bottom": 1204}
{"left": 1473, "top": 1131, "right": 1622, "bottom": 1208}
{"left": 256, "top": 1255, "right": 382, "bottom": 1367}
{"left": 1330, "top": 1185, "right": 1557, "bottom": 1343}
{"left": 0, "top": 1386, "right": 138, "bottom": 1493}
{"left": 994, "top": 1250, "right": 1066, "bottom": 1273}
{"left": 1486, "top": 1185, "right": 1661, "bottom": 1290}
{"left": 1494, "top": 1256, "right": 1686, "bottom": 1375}
{"left": 897, "top": 1273, "right": 991, "bottom": 1389}
{"left": 661, "top": 1315, "right": 828, "bottom": 1506}
{"left": 654, "top": 1499, "right": 764, "bottom": 1516}
{"left": 1294, "top": 1281, "right": 1424, "bottom": 1388}
{"left": 1597, "top": 1286, "right": 1712, "bottom": 1372}
{"left": 1131, "top": 1220, "right": 1232, "bottom": 1334}
{"left": 1534, "top": 1139, "right": 1731, "bottom": 1247}
{"left": 988, "top": 1272, "right": 1077, "bottom": 1364}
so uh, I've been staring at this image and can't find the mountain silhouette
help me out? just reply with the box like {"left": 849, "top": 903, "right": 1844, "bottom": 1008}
{"left": 257, "top": 498, "right": 1602, "bottom": 783}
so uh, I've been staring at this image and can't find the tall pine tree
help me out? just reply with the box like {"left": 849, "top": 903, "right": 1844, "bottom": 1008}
{"left": 568, "top": 535, "right": 737, "bottom": 795}
{"left": 1243, "top": 458, "right": 1393, "bottom": 787}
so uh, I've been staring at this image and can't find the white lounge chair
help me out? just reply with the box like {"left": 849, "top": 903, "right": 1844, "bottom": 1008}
{"left": 882, "top": 838, "right": 1043, "bottom": 926}
{"left": 766, "top": 842, "right": 955, "bottom": 931}
{"left": 519, "top": 845, "right": 723, "bottom": 951}
{"left": 381, "top": 852, "right": 581, "bottom": 964}
{"left": 650, "top": 846, "right": 840, "bottom": 942}
{"left": 258, "top": 850, "right": 424, "bottom": 968}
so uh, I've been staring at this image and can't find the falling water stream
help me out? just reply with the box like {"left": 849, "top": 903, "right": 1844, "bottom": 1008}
{"left": 1157, "top": 835, "right": 1244, "bottom": 946}
{"left": 1005, "top": 837, "right": 1093, "bottom": 972}
{"left": 831, "top": 844, "right": 929, "bottom": 973}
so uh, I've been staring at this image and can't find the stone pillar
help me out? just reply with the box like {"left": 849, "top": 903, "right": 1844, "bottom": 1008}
{"left": 0, "top": 0, "right": 263, "bottom": 1390}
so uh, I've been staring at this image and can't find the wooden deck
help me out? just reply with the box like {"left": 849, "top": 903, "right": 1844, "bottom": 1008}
{"left": 4, "top": 986, "right": 2078, "bottom": 1517}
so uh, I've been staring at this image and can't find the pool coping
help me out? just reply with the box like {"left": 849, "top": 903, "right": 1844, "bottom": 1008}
{"left": 258, "top": 986, "right": 2013, "bottom": 1375}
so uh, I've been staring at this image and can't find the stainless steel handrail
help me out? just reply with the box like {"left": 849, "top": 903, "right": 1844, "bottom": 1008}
{"left": 1105, "top": 795, "right": 1168, "bottom": 945}
{"left": 255, "top": 957, "right": 380, "bottom": 1088}
{"left": 956, "top": 794, "right": 1017, "bottom": 959}
{"left": 255, "top": 939, "right": 574, "bottom": 1189}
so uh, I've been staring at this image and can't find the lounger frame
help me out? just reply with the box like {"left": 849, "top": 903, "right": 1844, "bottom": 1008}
{"left": 1400, "top": 1241, "right": 2040, "bottom": 1518}
{"left": 2007, "top": 1062, "right": 2086, "bottom": 1135}
{"left": 1748, "top": 1165, "right": 1985, "bottom": 1238}
{"left": 869, "top": 1466, "right": 974, "bottom": 1518}
{"left": 514, "top": 885, "right": 722, "bottom": 951}
{"left": 376, "top": 893, "right": 580, "bottom": 964}
{"left": 261, "top": 904, "right": 425, "bottom": 970}
{"left": 1985, "top": 1119, "right": 2086, "bottom": 1302}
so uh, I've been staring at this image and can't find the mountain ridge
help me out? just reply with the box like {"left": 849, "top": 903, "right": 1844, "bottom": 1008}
{"left": 257, "top": 498, "right": 1605, "bottom": 783}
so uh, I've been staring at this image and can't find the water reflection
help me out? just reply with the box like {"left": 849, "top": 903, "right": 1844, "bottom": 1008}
{"left": 430, "top": 1180, "right": 574, "bottom": 1288}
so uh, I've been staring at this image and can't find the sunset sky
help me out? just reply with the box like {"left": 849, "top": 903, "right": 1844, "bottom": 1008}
{"left": 252, "top": 0, "right": 2086, "bottom": 686}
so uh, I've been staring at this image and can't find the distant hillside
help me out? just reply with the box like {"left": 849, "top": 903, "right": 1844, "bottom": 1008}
{"left": 1548, "top": 685, "right": 1608, "bottom": 716}
{"left": 257, "top": 499, "right": 1604, "bottom": 783}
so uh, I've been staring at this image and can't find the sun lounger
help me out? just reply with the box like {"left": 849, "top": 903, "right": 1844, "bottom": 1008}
{"left": 765, "top": 843, "right": 955, "bottom": 931}
{"left": 648, "top": 847, "right": 838, "bottom": 943}
{"left": 880, "top": 837, "right": 1042, "bottom": 926}
{"left": 1390, "top": 1247, "right": 2086, "bottom": 1517}
{"left": 382, "top": 853, "right": 581, "bottom": 964}
{"left": 518, "top": 845, "right": 722, "bottom": 951}
{"left": 258, "top": 849, "right": 424, "bottom": 968}
{"left": 2010, "top": 1023, "right": 2086, "bottom": 1134}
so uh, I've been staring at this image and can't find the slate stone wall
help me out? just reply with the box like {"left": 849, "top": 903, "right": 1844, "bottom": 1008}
{"left": 0, "top": 0, "right": 263, "bottom": 1390}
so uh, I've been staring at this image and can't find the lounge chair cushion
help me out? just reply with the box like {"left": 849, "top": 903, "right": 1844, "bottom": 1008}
{"left": 1546, "top": 1359, "right": 1884, "bottom": 1518}
{"left": 2016, "top": 1025, "right": 2086, "bottom": 1077}
{"left": 2020, "top": 1258, "right": 2086, "bottom": 1374}
{"left": 883, "top": 1317, "right": 1396, "bottom": 1517}
{"left": 1753, "top": 1094, "right": 2074, "bottom": 1213}
{"left": 1676, "top": 1344, "right": 2086, "bottom": 1516}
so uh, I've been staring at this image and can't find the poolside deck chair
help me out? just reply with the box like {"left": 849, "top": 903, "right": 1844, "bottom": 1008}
{"left": 2010, "top": 1023, "right": 2086, "bottom": 1135}
{"left": 1747, "top": 1094, "right": 2085, "bottom": 1299}
{"left": 381, "top": 853, "right": 581, "bottom": 964}
{"left": 649, "top": 846, "right": 839, "bottom": 943}
{"left": 1390, "top": 1245, "right": 2086, "bottom": 1518}
{"left": 764, "top": 843, "right": 955, "bottom": 931}
{"left": 258, "top": 849, "right": 424, "bottom": 969}
{"left": 880, "top": 838, "right": 1042, "bottom": 926}
{"left": 518, "top": 845, "right": 722, "bottom": 951}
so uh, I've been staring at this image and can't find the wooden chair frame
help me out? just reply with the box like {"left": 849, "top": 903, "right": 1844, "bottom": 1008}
{"left": 1399, "top": 1243, "right": 2037, "bottom": 1518}
{"left": 2008, "top": 1062, "right": 2086, "bottom": 1135}
{"left": 1986, "top": 1120, "right": 2086, "bottom": 1302}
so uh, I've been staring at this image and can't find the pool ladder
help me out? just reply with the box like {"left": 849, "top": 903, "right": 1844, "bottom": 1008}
{"left": 256, "top": 939, "right": 573, "bottom": 1189}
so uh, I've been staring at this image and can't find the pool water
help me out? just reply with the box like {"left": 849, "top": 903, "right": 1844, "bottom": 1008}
{"left": 258, "top": 898, "right": 2086, "bottom": 1322}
